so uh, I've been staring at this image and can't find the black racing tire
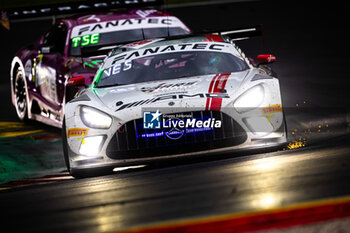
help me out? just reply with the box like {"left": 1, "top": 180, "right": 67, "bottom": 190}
{"left": 14, "top": 69, "right": 28, "bottom": 120}
{"left": 282, "top": 110, "right": 288, "bottom": 140}
{"left": 70, "top": 167, "right": 113, "bottom": 179}
{"left": 62, "top": 117, "right": 71, "bottom": 173}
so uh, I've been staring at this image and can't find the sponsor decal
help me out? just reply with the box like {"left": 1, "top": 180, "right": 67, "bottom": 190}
{"left": 71, "top": 16, "right": 182, "bottom": 37}
{"left": 163, "top": 116, "right": 221, "bottom": 129}
{"left": 110, "top": 43, "right": 226, "bottom": 65}
{"left": 261, "top": 104, "right": 282, "bottom": 114}
{"left": 71, "top": 33, "right": 100, "bottom": 47}
{"left": 67, "top": 128, "right": 89, "bottom": 140}
{"left": 154, "top": 91, "right": 188, "bottom": 98}
{"left": 103, "top": 61, "right": 132, "bottom": 76}
{"left": 143, "top": 110, "right": 162, "bottom": 129}
{"left": 141, "top": 81, "right": 198, "bottom": 93}
{"left": 116, "top": 92, "right": 229, "bottom": 111}
{"left": 261, "top": 104, "right": 282, "bottom": 123}
{"left": 142, "top": 110, "right": 222, "bottom": 140}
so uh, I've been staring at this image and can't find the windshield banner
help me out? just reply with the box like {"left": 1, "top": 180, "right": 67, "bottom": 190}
{"left": 71, "top": 16, "right": 185, "bottom": 37}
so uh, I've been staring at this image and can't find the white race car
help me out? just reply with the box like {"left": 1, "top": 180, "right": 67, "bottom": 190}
{"left": 63, "top": 30, "right": 287, "bottom": 177}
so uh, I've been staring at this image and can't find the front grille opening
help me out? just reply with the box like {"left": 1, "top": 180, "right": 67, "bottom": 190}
{"left": 106, "top": 111, "right": 247, "bottom": 159}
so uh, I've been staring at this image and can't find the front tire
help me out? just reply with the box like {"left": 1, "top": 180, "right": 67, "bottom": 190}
{"left": 62, "top": 118, "right": 71, "bottom": 173}
{"left": 14, "top": 69, "right": 28, "bottom": 120}
{"left": 70, "top": 167, "right": 113, "bottom": 179}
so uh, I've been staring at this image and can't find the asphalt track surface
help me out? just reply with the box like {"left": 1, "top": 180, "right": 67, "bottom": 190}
{"left": 0, "top": 1, "right": 349, "bottom": 232}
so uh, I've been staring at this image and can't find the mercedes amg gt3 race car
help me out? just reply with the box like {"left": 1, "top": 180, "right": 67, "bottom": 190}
{"left": 10, "top": 8, "right": 191, "bottom": 127}
{"left": 63, "top": 30, "right": 287, "bottom": 177}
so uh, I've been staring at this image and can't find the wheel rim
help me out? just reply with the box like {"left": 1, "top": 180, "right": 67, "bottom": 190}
{"left": 14, "top": 71, "right": 27, "bottom": 119}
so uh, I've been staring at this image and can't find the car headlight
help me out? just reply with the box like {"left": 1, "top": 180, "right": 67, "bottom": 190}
{"left": 243, "top": 116, "right": 274, "bottom": 136}
{"left": 233, "top": 85, "right": 264, "bottom": 112}
{"left": 80, "top": 106, "right": 112, "bottom": 129}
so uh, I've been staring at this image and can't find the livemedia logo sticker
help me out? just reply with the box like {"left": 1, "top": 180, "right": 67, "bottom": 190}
{"left": 143, "top": 110, "right": 162, "bottom": 129}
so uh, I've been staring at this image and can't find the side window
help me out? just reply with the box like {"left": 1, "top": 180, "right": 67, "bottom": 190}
{"left": 42, "top": 23, "right": 67, "bottom": 54}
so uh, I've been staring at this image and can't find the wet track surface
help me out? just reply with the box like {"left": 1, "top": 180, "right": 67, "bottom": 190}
{"left": 0, "top": 1, "right": 349, "bottom": 232}
{"left": 0, "top": 136, "right": 349, "bottom": 232}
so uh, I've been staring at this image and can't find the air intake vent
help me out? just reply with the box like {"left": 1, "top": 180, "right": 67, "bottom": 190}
{"left": 106, "top": 111, "right": 247, "bottom": 159}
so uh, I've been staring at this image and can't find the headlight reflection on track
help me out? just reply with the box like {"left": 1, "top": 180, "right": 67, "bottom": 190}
{"left": 113, "top": 165, "right": 147, "bottom": 172}
{"left": 254, "top": 193, "right": 279, "bottom": 209}
{"left": 251, "top": 157, "right": 285, "bottom": 209}
{"left": 252, "top": 157, "right": 279, "bottom": 171}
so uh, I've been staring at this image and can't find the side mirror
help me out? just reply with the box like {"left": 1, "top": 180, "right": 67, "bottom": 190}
{"left": 67, "top": 76, "right": 87, "bottom": 88}
{"left": 257, "top": 54, "right": 276, "bottom": 66}
{"left": 40, "top": 46, "right": 52, "bottom": 54}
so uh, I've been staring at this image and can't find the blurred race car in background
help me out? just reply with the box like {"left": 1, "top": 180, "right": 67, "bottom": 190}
{"left": 63, "top": 29, "right": 287, "bottom": 177}
{"left": 10, "top": 7, "right": 191, "bottom": 127}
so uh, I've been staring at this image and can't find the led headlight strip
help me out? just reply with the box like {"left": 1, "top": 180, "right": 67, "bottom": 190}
{"left": 80, "top": 106, "right": 112, "bottom": 129}
{"left": 233, "top": 84, "right": 264, "bottom": 112}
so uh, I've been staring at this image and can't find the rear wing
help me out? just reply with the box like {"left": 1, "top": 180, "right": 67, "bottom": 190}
{"left": 79, "top": 25, "right": 264, "bottom": 57}
{"left": 202, "top": 25, "right": 263, "bottom": 41}
{"left": 2, "top": 0, "right": 163, "bottom": 21}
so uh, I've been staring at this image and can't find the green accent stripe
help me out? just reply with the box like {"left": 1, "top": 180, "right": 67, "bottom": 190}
{"left": 93, "top": 68, "right": 103, "bottom": 88}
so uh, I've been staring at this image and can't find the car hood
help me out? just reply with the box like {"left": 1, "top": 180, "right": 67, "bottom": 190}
{"left": 91, "top": 71, "right": 250, "bottom": 116}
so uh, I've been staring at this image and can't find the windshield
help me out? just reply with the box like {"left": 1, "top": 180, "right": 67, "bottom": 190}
{"left": 70, "top": 28, "right": 189, "bottom": 56}
{"left": 69, "top": 16, "right": 190, "bottom": 56}
{"left": 95, "top": 51, "right": 249, "bottom": 88}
